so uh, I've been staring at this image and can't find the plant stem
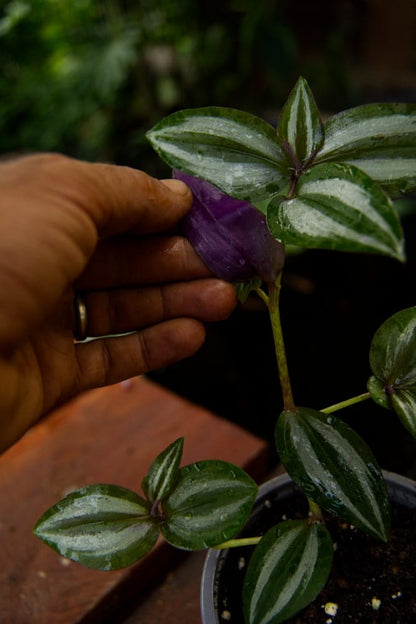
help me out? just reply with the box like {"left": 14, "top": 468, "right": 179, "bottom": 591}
{"left": 213, "top": 536, "right": 262, "bottom": 549}
{"left": 254, "top": 286, "right": 269, "bottom": 306}
{"left": 267, "top": 273, "right": 295, "bottom": 411}
{"left": 321, "top": 392, "right": 371, "bottom": 414}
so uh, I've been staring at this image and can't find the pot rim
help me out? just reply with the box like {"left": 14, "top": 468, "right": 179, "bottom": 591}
{"left": 200, "top": 469, "right": 416, "bottom": 624}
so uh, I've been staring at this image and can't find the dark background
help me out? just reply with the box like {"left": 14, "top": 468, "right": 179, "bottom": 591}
{"left": 1, "top": 0, "right": 416, "bottom": 475}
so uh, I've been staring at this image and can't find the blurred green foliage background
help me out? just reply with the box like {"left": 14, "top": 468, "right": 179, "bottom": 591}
{"left": 1, "top": 0, "right": 415, "bottom": 174}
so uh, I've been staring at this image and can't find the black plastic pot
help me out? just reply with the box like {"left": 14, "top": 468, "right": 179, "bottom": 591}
{"left": 200, "top": 470, "right": 416, "bottom": 624}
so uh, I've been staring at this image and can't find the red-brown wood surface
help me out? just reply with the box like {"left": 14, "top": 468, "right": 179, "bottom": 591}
{"left": 123, "top": 550, "right": 207, "bottom": 624}
{"left": 0, "top": 376, "right": 267, "bottom": 624}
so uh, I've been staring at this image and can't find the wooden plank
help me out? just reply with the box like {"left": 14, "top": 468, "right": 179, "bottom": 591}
{"left": 122, "top": 551, "right": 207, "bottom": 624}
{"left": 0, "top": 376, "right": 268, "bottom": 624}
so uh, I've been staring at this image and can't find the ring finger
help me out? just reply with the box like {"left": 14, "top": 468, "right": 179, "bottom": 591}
{"left": 79, "top": 278, "right": 236, "bottom": 338}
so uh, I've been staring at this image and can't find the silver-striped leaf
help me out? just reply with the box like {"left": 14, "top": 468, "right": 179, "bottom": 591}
{"left": 243, "top": 519, "right": 333, "bottom": 624}
{"left": 33, "top": 484, "right": 158, "bottom": 570}
{"left": 267, "top": 162, "right": 405, "bottom": 261}
{"left": 142, "top": 437, "right": 183, "bottom": 503}
{"left": 391, "top": 390, "right": 416, "bottom": 439}
{"left": 146, "top": 107, "right": 291, "bottom": 202}
{"left": 278, "top": 76, "right": 324, "bottom": 164}
{"left": 315, "top": 103, "right": 416, "bottom": 196}
{"left": 368, "top": 306, "right": 416, "bottom": 438}
{"left": 161, "top": 460, "right": 257, "bottom": 550}
{"left": 275, "top": 408, "right": 390, "bottom": 541}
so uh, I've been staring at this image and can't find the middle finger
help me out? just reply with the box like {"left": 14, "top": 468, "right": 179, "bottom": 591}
{"left": 77, "top": 235, "right": 211, "bottom": 290}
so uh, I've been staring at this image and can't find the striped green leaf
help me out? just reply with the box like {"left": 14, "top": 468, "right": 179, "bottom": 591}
{"left": 368, "top": 374, "right": 416, "bottom": 438}
{"left": 391, "top": 390, "right": 416, "bottom": 439}
{"left": 243, "top": 519, "right": 333, "bottom": 624}
{"left": 275, "top": 408, "right": 390, "bottom": 541}
{"left": 142, "top": 437, "right": 183, "bottom": 503}
{"left": 146, "top": 107, "right": 291, "bottom": 202}
{"left": 316, "top": 103, "right": 416, "bottom": 196}
{"left": 278, "top": 76, "right": 324, "bottom": 164}
{"left": 267, "top": 162, "right": 405, "bottom": 261}
{"left": 161, "top": 460, "right": 257, "bottom": 550}
{"left": 368, "top": 307, "right": 416, "bottom": 438}
{"left": 33, "top": 484, "right": 158, "bottom": 570}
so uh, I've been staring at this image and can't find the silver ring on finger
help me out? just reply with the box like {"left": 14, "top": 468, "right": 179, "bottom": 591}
{"left": 74, "top": 293, "right": 88, "bottom": 341}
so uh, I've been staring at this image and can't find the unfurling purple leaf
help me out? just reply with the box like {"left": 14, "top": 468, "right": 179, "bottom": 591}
{"left": 174, "top": 170, "right": 285, "bottom": 284}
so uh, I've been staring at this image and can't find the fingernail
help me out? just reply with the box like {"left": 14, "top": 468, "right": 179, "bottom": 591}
{"left": 161, "top": 178, "right": 191, "bottom": 196}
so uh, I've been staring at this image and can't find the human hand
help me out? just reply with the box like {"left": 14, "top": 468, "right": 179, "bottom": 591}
{"left": 0, "top": 154, "right": 236, "bottom": 451}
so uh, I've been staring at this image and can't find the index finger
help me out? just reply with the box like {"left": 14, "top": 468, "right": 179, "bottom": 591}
{"left": 0, "top": 155, "right": 194, "bottom": 238}
{"left": 69, "top": 160, "right": 194, "bottom": 237}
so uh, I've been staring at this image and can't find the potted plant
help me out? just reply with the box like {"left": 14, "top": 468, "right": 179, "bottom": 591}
{"left": 34, "top": 77, "right": 416, "bottom": 623}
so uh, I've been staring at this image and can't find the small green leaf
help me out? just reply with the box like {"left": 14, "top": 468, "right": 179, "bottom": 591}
{"left": 33, "top": 484, "right": 158, "bottom": 570}
{"left": 243, "top": 519, "right": 333, "bottom": 624}
{"left": 142, "top": 437, "right": 184, "bottom": 503}
{"left": 369, "top": 307, "right": 416, "bottom": 438}
{"left": 367, "top": 375, "right": 391, "bottom": 410}
{"left": 235, "top": 277, "right": 262, "bottom": 304}
{"left": 275, "top": 408, "right": 390, "bottom": 541}
{"left": 147, "top": 107, "right": 291, "bottom": 202}
{"left": 316, "top": 103, "right": 416, "bottom": 196}
{"left": 267, "top": 162, "right": 405, "bottom": 261}
{"left": 278, "top": 76, "right": 324, "bottom": 164}
{"left": 161, "top": 460, "right": 257, "bottom": 550}
{"left": 369, "top": 307, "right": 416, "bottom": 383}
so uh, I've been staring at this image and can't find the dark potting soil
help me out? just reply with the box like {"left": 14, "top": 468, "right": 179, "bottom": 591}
{"left": 214, "top": 491, "right": 416, "bottom": 624}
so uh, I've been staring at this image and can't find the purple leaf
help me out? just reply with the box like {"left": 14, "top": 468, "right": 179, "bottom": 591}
{"left": 174, "top": 170, "right": 285, "bottom": 284}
